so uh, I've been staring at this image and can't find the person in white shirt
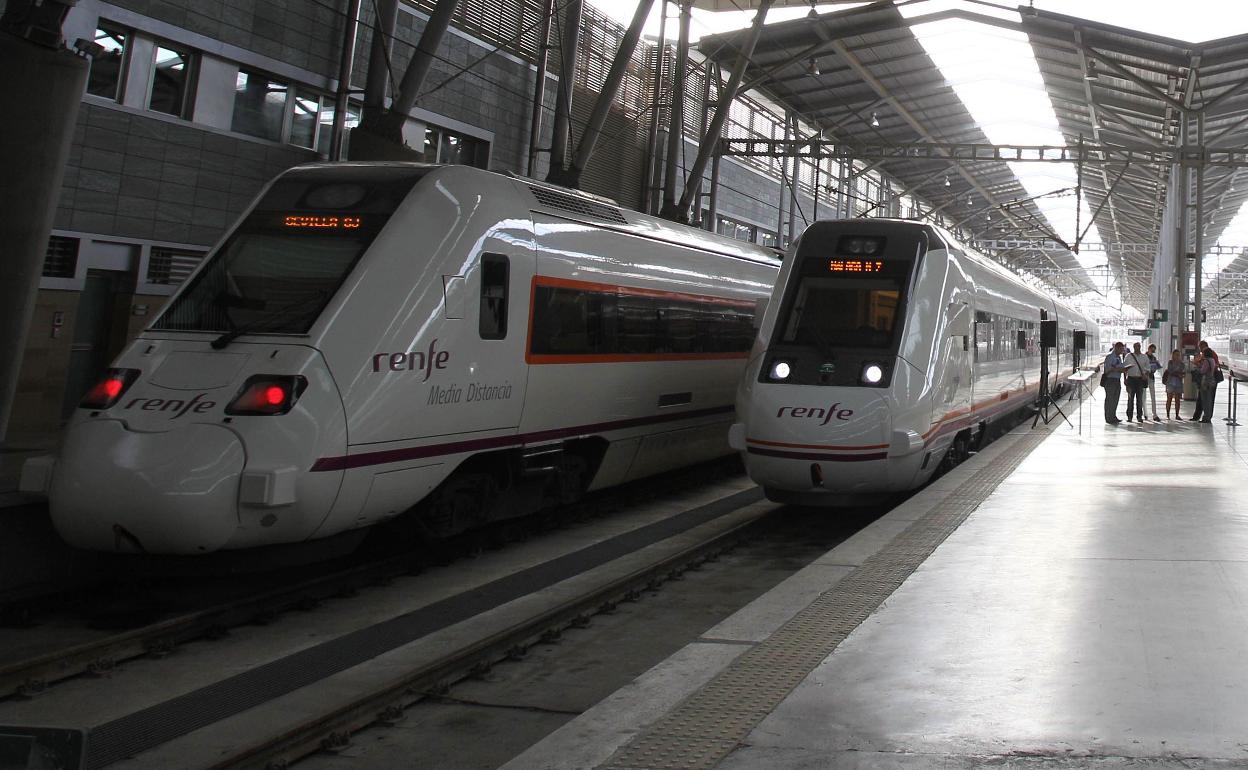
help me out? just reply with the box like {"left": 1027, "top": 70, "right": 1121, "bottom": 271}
{"left": 1123, "top": 342, "right": 1150, "bottom": 422}
{"left": 1144, "top": 343, "right": 1162, "bottom": 421}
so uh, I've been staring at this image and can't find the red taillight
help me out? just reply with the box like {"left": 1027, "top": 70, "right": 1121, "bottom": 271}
{"left": 225, "top": 375, "right": 307, "bottom": 416}
{"left": 80, "top": 368, "right": 140, "bottom": 410}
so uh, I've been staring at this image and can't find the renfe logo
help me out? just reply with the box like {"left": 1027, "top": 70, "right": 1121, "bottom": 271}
{"left": 777, "top": 403, "right": 854, "bottom": 426}
{"left": 372, "top": 338, "right": 450, "bottom": 382}
{"left": 124, "top": 392, "right": 216, "bottom": 419}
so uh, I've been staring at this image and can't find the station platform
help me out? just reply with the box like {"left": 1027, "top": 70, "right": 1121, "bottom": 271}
{"left": 505, "top": 388, "right": 1248, "bottom": 769}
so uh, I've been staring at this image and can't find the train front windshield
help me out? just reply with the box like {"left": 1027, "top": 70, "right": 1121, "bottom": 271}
{"left": 154, "top": 166, "right": 428, "bottom": 335}
{"left": 777, "top": 240, "right": 912, "bottom": 351}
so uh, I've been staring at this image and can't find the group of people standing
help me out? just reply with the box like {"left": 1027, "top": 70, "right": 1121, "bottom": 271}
{"left": 1101, "top": 340, "right": 1222, "bottom": 425}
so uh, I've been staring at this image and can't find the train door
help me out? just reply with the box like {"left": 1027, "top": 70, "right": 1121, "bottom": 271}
{"left": 60, "top": 266, "right": 135, "bottom": 418}
{"left": 936, "top": 301, "right": 973, "bottom": 421}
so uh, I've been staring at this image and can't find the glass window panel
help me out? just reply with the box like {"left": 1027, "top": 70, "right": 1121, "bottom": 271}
{"left": 315, "top": 101, "right": 359, "bottom": 155}
{"left": 149, "top": 44, "right": 192, "bottom": 117}
{"left": 479, "top": 254, "right": 509, "bottom": 340}
{"left": 232, "top": 70, "right": 287, "bottom": 142}
{"left": 423, "top": 126, "right": 440, "bottom": 162}
{"left": 87, "top": 25, "right": 127, "bottom": 100}
{"left": 290, "top": 90, "right": 320, "bottom": 149}
{"left": 780, "top": 277, "right": 901, "bottom": 350}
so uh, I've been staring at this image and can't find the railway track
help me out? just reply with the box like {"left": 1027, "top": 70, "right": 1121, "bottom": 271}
{"left": 0, "top": 459, "right": 746, "bottom": 703}
{"left": 0, "top": 467, "right": 778, "bottom": 769}
{"left": 214, "top": 502, "right": 773, "bottom": 770}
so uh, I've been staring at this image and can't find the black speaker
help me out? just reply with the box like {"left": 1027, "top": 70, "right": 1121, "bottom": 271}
{"left": 1040, "top": 319, "right": 1058, "bottom": 348}
{"left": 1073, "top": 329, "right": 1086, "bottom": 350}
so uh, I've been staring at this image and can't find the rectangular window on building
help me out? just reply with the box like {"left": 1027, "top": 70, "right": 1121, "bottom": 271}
{"left": 43, "top": 236, "right": 80, "bottom": 278}
{"left": 232, "top": 69, "right": 288, "bottom": 142}
{"left": 149, "top": 43, "right": 194, "bottom": 117}
{"left": 423, "top": 126, "right": 489, "bottom": 168}
{"left": 147, "top": 247, "right": 207, "bottom": 286}
{"left": 316, "top": 100, "right": 359, "bottom": 155}
{"left": 479, "top": 253, "right": 509, "bottom": 340}
{"left": 289, "top": 89, "right": 321, "bottom": 150}
{"left": 86, "top": 24, "right": 127, "bottom": 100}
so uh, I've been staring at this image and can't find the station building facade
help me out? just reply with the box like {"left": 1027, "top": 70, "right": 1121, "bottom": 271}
{"left": 13, "top": 0, "right": 915, "bottom": 437}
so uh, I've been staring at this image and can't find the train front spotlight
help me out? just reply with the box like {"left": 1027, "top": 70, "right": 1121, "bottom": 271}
{"left": 862, "top": 363, "right": 884, "bottom": 384}
{"left": 770, "top": 361, "right": 792, "bottom": 381}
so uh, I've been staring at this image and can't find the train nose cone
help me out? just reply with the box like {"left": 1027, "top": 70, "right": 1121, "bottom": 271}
{"left": 49, "top": 421, "right": 246, "bottom": 554}
{"left": 742, "top": 390, "right": 894, "bottom": 500}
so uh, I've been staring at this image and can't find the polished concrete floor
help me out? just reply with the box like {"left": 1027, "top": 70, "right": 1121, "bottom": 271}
{"left": 721, "top": 387, "right": 1248, "bottom": 768}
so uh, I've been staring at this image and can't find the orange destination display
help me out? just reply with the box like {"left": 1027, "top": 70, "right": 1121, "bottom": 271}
{"left": 283, "top": 214, "right": 362, "bottom": 229}
{"left": 828, "top": 259, "right": 885, "bottom": 273}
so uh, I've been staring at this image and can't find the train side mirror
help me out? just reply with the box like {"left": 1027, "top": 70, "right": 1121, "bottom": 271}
{"left": 752, "top": 296, "right": 768, "bottom": 329}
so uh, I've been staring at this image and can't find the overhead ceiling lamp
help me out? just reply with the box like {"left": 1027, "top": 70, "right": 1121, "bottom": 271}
{"left": 944, "top": 175, "right": 951, "bottom": 187}
{"left": 1085, "top": 59, "right": 1098, "bottom": 81}
{"left": 808, "top": 57, "right": 820, "bottom": 76}
{"left": 986, "top": 211, "right": 992, "bottom": 221}
{"left": 967, "top": 195, "right": 973, "bottom": 205}
{"left": 807, "top": 0, "right": 818, "bottom": 18}
{"left": 870, "top": 111, "right": 880, "bottom": 128}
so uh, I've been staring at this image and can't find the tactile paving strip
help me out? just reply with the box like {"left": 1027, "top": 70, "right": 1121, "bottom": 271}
{"left": 598, "top": 428, "right": 1053, "bottom": 770}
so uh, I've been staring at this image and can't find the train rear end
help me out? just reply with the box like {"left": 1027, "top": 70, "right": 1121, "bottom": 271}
{"left": 731, "top": 222, "right": 930, "bottom": 505}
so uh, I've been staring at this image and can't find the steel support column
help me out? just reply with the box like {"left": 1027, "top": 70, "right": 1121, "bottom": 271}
{"left": 670, "top": 0, "right": 772, "bottom": 221}
{"left": 381, "top": 0, "right": 461, "bottom": 142}
{"left": 1195, "top": 112, "right": 1205, "bottom": 339}
{"left": 330, "top": 0, "right": 364, "bottom": 161}
{"left": 706, "top": 62, "right": 722, "bottom": 231}
{"left": 776, "top": 114, "right": 790, "bottom": 245}
{"left": 546, "top": 0, "right": 583, "bottom": 178}
{"left": 526, "top": 0, "right": 556, "bottom": 177}
{"left": 659, "top": 0, "right": 691, "bottom": 218}
{"left": 641, "top": 0, "right": 667, "bottom": 214}
{"left": 551, "top": 0, "right": 657, "bottom": 188}
{"left": 787, "top": 113, "right": 799, "bottom": 244}
{"left": 361, "top": 0, "right": 399, "bottom": 130}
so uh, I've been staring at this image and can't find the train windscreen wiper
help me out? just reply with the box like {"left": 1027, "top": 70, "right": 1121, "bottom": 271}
{"left": 210, "top": 289, "right": 327, "bottom": 349}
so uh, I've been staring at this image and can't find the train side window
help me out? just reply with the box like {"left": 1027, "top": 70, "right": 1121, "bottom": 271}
{"left": 479, "top": 253, "right": 509, "bottom": 340}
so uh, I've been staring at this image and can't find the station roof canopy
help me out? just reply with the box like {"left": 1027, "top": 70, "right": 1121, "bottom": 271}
{"left": 697, "top": 1, "right": 1248, "bottom": 310}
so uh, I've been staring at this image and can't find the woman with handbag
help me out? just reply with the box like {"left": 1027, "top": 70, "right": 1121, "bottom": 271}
{"left": 1198, "top": 348, "right": 1219, "bottom": 423}
{"left": 1164, "top": 349, "right": 1185, "bottom": 420}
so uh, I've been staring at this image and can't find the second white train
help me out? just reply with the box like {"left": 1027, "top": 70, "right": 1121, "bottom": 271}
{"left": 730, "top": 218, "right": 1099, "bottom": 505}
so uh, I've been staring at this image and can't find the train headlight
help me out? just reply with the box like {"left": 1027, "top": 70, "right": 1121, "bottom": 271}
{"left": 226, "top": 375, "right": 308, "bottom": 416}
{"left": 80, "top": 368, "right": 140, "bottom": 410}
{"left": 769, "top": 360, "right": 793, "bottom": 381}
{"left": 862, "top": 363, "right": 885, "bottom": 385}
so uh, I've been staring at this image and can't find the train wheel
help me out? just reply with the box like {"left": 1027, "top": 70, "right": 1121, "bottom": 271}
{"left": 553, "top": 454, "right": 590, "bottom": 505}
{"left": 939, "top": 433, "right": 971, "bottom": 473}
{"left": 421, "top": 473, "right": 497, "bottom": 538}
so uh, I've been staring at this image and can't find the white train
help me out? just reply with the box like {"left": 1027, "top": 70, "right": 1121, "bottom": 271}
{"left": 22, "top": 163, "right": 780, "bottom": 554}
{"left": 729, "top": 219, "right": 1099, "bottom": 505}
{"left": 1215, "top": 332, "right": 1243, "bottom": 378}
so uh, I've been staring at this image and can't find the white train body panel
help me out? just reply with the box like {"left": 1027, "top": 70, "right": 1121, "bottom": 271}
{"left": 41, "top": 164, "right": 779, "bottom": 554}
{"left": 733, "top": 219, "right": 1098, "bottom": 505}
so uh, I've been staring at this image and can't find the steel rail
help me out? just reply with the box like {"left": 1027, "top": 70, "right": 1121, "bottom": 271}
{"left": 204, "top": 506, "right": 777, "bottom": 770}
{"left": 0, "top": 551, "right": 425, "bottom": 700}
